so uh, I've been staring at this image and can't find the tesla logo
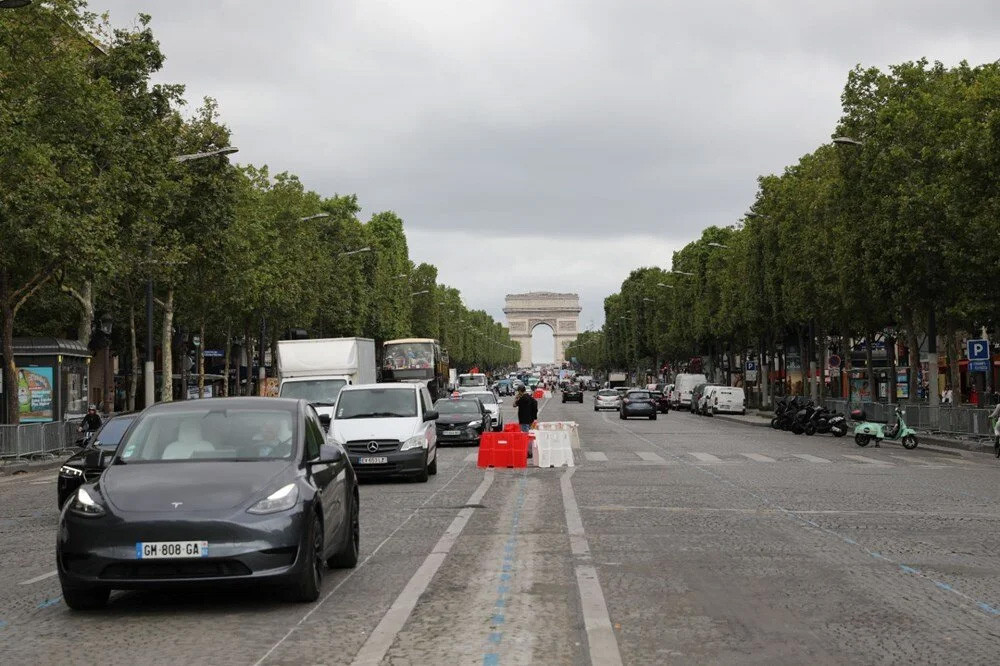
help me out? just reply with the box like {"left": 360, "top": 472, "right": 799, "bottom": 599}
{"left": 367, "top": 441, "right": 380, "bottom": 453}
{"left": 171, "top": 502, "right": 183, "bottom": 509}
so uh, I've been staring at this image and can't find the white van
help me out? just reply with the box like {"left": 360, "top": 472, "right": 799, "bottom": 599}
{"left": 709, "top": 386, "right": 746, "bottom": 415}
{"left": 456, "top": 373, "right": 488, "bottom": 393}
{"left": 329, "top": 383, "right": 439, "bottom": 482}
{"left": 672, "top": 373, "right": 707, "bottom": 408}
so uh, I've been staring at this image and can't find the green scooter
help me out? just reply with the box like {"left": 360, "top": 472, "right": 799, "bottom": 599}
{"left": 852, "top": 405, "right": 918, "bottom": 449}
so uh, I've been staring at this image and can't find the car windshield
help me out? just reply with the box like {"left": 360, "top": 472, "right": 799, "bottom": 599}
{"left": 628, "top": 391, "right": 651, "bottom": 399}
{"left": 598, "top": 390, "right": 618, "bottom": 396}
{"left": 278, "top": 378, "right": 347, "bottom": 405}
{"left": 118, "top": 408, "right": 296, "bottom": 462}
{"left": 468, "top": 392, "right": 497, "bottom": 405}
{"left": 336, "top": 389, "right": 417, "bottom": 419}
{"left": 95, "top": 417, "right": 135, "bottom": 449}
{"left": 458, "top": 375, "right": 486, "bottom": 387}
{"left": 435, "top": 399, "right": 481, "bottom": 415}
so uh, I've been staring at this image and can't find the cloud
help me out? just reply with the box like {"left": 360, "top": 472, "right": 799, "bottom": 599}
{"left": 96, "top": 0, "right": 1000, "bottom": 327}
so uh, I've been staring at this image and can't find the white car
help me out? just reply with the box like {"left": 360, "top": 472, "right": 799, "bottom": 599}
{"left": 698, "top": 386, "right": 719, "bottom": 415}
{"left": 329, "top": 383, "right": 439, "bottom": 482}
{"left": 709, "top": 386, "right": 746, "bottom": 415}
{"left": 593, "top": 389, "right": 621, "bottom": 411}
{"left": 462, "top": 390, "right": 503, "bottom": 431}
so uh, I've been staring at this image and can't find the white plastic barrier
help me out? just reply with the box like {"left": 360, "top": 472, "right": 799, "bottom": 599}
{"left": 530, "top": 429, "right": 575, "bottom": 468}
{"left": 534, "top": 421, "right": 580, "bottom": 448}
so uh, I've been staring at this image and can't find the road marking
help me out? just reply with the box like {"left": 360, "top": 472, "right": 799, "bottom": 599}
{"left": 19, "top": 570, "right": 57, "bottom": 585}
{"left": 635, "top": 451, "right": 666, "bottom": 463}
{"left": 791, "top": 454, "right": 830, "bottom": 464}
{"left": 584, "top": 451, "right": 608, "bottom": 462}
{"left": 29, "top": 479, "right": 56, "bottom": 485}
{"left": 740, "top": 453, "right": 775, "bottom": 463}
{"left": 689, "top": 452, "right": 722, "bottom": 463}
{"left": 350, "top": 470, "right": 495, "bottom": 666}
{"left": 255, "top": 459, "right": 475, "bottom": 666}
{"left": 887, "top": 454, "right": 949, "bottom": 468}
{"left": 561, "top": 468, "right": 623, "bottom": 666}
{"left": 464, "top": 452, "right": 478, "bottom": 462}
{"left": 843, "top": 454, "right": 893, "bottom": 466}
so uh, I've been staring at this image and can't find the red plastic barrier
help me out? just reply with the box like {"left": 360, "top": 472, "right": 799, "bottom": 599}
{"left": 477, "top": 432, "right": 529, "bottom": 468}
{"left": 502, "top": 423, "right": 521, "bottom": 433}
{"left": 533, "top": 389, "right": 544, "bottom": 399}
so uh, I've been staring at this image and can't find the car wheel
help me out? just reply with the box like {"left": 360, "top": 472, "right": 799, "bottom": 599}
{"left": 61, "top": 585, "right": 109, "bottom": 611}
{"left": 287, "top": 511, "right": 323, "bottom": 602}
{"left": 327, "top": 490, "right": 360, "bottom": 569}
{"left": 428, "top": 452, "right": 438, "bottom": 475}
{"left": 594, "top": 406, "right": 598, "bottom": 412}
{"left": 58, "top": 492, "right": 69, "bottom": 510}
{"left": 415, "top": 454, "right": 430, "bottom": 483}
{"left": 649, "top": 413, "right": 656, "bottom": 420}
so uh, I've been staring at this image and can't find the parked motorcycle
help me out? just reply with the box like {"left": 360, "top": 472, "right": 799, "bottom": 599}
{"left": 790, "top": 401, "right": 818, "bottom": 435}
{"left": 852, "top": 406, "right": 918, "bottom": 449}
{"left": 771, "top": 397, "right": 803, "bottom": 431}
{"left": 805, "top": 406, "right": 848, "bottom": 437}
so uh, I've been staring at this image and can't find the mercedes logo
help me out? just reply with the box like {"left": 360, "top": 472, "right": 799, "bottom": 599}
{"left": 366, "top": 441, "right": 380, "bottom": 453}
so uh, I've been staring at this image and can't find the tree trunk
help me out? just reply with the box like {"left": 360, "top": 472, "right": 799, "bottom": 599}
{"left": 947, "top": 327, "right": 962, "bottom": 406}
{"left": 197, "top": 319, "right": 206, "bottom": 399}
{"left": 817, "top": 324, "right": 827, "bottom": 401}
{"left": 180, "top": 336, "right": 190, "bottom": 401}
{"left": 243, "top": 321, "right": 254, "bottom": 397}
{"left": 1, "top": 270, "right": 18, "bottom": 425}
{"left": 865, "top": 330, "right": 874, "bottom": 403}
{"left": 887, "top": 333, "right": 897, "bottom": 405}
{"left": 61, "top": 280, "right": 94, "bottom": 345}
{"left": 223, "top": 323, "right": 231, "bottom": 398}
{"left": 160, "top": 288, "right": 174, "bottom": 402}
{"left": 796, "top": 327, "right": 806, "bottom": 396}
{"left": 906, "top": 310, "right": 921, "bottom": 402}
{"left": 127, "top": 304, "right": 137, "bottom": 412}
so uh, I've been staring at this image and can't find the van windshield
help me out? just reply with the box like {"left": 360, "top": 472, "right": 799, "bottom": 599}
{"left": 336, "top": 389, "right": 417, "bottom": 419}
{"left": 279, "top": 378, "right": 347, "bottom": 406}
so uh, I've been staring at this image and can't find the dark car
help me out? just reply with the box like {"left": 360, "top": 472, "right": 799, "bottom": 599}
{"left": 435, "top": 397, "right": 490, "bottom": 445}
{"left": 58, "top": 413, "right": 137, "bottom": 508}
{"left": 57, "top": 398, "right": 359, "bottom": 610}
{"left": 620, "top": 389, "right": 657, "bottom": 420}
{"left": 649, "top": 390, "right": 670, "bottom": 414}
{"left": 690, "top": 383, "right": 709, "bottom": 414}
{"left": 561, "top": 384, "right": 584, "bottom": 403}
{"left": 495, "top": 379, "right": 514, "bottom": 396}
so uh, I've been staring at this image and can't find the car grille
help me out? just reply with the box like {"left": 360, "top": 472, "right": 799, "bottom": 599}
{"left": 99, "top": 560, "right": 252, "bottom": 580}
{"left": 353, "top": 462, "right": 400, "bottom": 474}
{"left": 346, "top": 440, "right": 400, "bottom": 454}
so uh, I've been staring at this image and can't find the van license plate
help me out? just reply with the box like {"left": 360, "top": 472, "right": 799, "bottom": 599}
{"left": 358, "top": 456, "right": 388, "bottom": 464}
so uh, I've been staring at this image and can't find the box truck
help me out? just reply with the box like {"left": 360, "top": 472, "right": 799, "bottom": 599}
{"left": 277, "top": 337, "right": 376, "bottom": 419}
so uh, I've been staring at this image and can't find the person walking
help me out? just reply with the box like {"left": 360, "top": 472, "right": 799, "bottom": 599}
{"left": 514, "top": 385, "right": 538, "bottom": 433}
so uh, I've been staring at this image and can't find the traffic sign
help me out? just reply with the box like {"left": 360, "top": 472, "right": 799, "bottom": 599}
{"left": 968, "top": 338, "right": 990, "bottom": 372}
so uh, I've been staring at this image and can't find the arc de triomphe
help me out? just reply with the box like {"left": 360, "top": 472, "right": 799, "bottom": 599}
{"left": 503, "top": 292, "right": 581, "bottom": 367}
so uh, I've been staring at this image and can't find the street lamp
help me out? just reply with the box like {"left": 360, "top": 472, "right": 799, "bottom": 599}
{"left": 411, "top": 290, "right": 429, "bottom": 297}
{"left": 707, "top": 242, "right": 729, "bottom": 249}
{"left": 297, "top": 213, "right": 330, "bottom": 222}
{"left": 0, "top": 0, "right": 32, "bottom": 8}
{"left": 670, "top": 270, "right": 694, "bottom": 276}
{"left": 146, "top": 146, "right": 239, "bottom": 408}
{"left": 656, "top": 282, "right": 675, "bottom": 289}
{"left": 832, "top": 136, "right": 863, "bottom": 146}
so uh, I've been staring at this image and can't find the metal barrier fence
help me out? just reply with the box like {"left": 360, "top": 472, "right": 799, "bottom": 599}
{"left": 0, "top": 420, "right": 80, "bottom": 459}
{"left": 820, "top": 399, "right": 995, "bottom": 438}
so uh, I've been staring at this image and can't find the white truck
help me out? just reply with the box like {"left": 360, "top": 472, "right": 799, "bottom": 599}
{"left": 277, "top": 337, "right": 377, "bottom": 419}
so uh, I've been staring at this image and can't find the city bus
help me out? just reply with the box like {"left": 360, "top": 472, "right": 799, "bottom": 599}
{"left": 382, "top": 338, "right": 449, "bottom": 401}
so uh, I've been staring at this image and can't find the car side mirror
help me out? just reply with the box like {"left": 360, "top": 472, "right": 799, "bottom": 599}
{"left": 423, "top": 410, "right": 439, "bottom": 421}
{"left": 318, "top": 414, "right": 332, "bottom": 432}
{"left": 84, "top": 448, "right": 110, "bottom": 469}
{"left": 312, "top": 444, "right": 344, "bottom": 464}
{"left": 497, "top": 399, "right": 503, "bottom": 405}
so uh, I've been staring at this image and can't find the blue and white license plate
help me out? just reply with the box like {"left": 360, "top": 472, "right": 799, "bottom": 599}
{"left": 358, "top": 456, "right": 388, "bottom": 464}
{"left": 136, "top": 541, "right": 208, "bottom": 559}
{"left": 443, "top": 430, "right": 461, "bottom": 436}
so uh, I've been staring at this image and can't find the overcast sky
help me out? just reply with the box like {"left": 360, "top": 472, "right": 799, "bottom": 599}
{"left": 98, "top": 0, "right": 1000, "bottom": 358}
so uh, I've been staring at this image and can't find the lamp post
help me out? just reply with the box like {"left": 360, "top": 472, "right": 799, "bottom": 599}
{"left": 145, "top": 146, "right": 238, "bottom": 408}
{"left": 0, "top": 0, "right": 32, "bottom": 8}
{"left": 99, "top": 313, "right": 113, "bottom": 414}
{"left": 410, "top": 290, "right": 429, "bottom": 297}
{"left": 338, "top": 246, "right": 371, "bottom": 257}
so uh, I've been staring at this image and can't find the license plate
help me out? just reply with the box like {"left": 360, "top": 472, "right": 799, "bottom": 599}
{"left": 443, "top": 430, "right": 460, "bottom": 436}
{"left": 136, "top": 541, "right": 208, "bottom": 559}
{"left": 358, "top": 456, "right": 388, "bottom": 464}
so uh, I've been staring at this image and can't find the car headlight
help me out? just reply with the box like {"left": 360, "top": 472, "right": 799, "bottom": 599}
{"left": 247, "top": 483, "right": 299, "bottom": 515}
{"left": 468, "top": 420, "right": 482, "bottom": 429}
{"left": 69, "top": 487, "right": 105, "bottom": 517}
{"left": 60, "top": 465, "right": 84, "bottom": 478}
{"left": 401, "top": 434, "right": 428, "bottom": 451}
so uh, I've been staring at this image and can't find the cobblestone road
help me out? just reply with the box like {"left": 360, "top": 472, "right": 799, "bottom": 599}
{"left": 3, "top": 396, "right": 1000, "bottom": 664}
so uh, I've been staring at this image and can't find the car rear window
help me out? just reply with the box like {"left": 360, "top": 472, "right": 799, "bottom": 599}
{"left": 598, "top": 390, "right": 618, "bottom": 396}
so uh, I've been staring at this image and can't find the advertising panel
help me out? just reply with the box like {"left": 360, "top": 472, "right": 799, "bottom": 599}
{"left": 849, "top": 377, "right": 873, "bottom": 403}
{"left": 18, "top": 367, "right": 54, "bottom": 422}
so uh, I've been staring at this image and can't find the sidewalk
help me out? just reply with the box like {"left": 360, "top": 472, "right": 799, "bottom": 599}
{"left": 710, "top": 410, "right": 993, "bottom": 459}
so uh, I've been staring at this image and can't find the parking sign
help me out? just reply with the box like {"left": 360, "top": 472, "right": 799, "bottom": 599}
{"left": 967, "top": 338, "right": 990, "bottom": 372}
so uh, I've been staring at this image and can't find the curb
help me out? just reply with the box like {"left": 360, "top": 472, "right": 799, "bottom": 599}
{"left": 711, "top": 413, "right": 989, "bottom": 459}
{"left": 0, "top": 451, "right": 75, "bottom": 477}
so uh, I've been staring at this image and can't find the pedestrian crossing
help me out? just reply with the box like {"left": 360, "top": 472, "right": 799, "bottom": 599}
{"left": 572, "top": 450, "right": 965, "bottom": 468}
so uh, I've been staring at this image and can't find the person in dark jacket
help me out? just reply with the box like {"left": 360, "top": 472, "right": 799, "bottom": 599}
{"left": 514, "top": 386, "right": 538, "bottom": 433}
{"left": 79, "top": 405, "right": 102, "bottom": 432}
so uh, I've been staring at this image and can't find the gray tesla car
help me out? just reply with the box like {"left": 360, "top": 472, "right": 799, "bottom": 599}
{"left": 57, "top": 398, "right": 359, "bottom": 610}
